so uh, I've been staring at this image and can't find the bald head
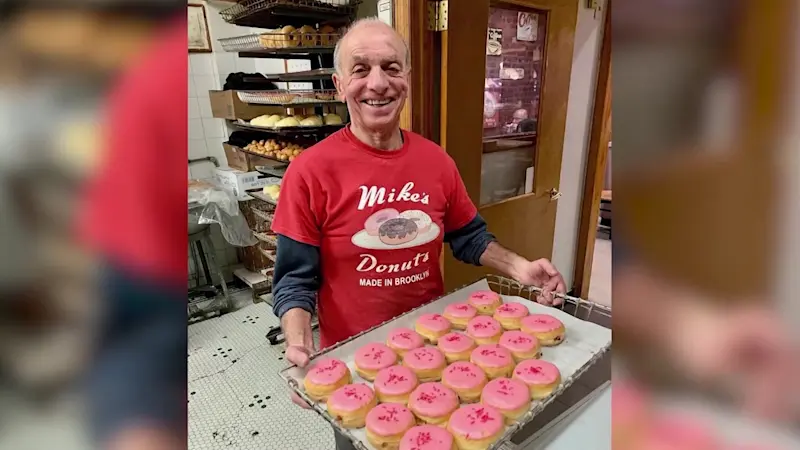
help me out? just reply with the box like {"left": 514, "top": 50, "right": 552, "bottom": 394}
{"left": 333, "top": 17, "right": 410, "bottom": 75}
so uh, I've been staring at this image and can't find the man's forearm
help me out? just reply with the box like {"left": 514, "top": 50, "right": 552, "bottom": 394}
{"left": 479, "top": 241, "right": 527, "bottom": 280}
{"left": 281, "top": 308, "right": 314, "bottom": 348}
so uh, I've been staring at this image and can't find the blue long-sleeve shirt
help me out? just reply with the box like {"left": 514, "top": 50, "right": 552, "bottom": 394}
{"left": 272, "top": 214, "right": 495, "bottom": 318}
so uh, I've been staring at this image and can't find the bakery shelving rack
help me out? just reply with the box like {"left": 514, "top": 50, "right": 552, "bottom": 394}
{"left": 215, "top": 0, "right": 357, "bottom": 300}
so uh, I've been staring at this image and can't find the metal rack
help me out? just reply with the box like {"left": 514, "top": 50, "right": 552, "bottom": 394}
{"left": 236, "top": 89, "right": 340, "bottom": 105}
{"left": 220, "top": 0, "right": 360, "bottom": 28}
{"left": 219, "top": 33, "right": 341, "bottom": 53}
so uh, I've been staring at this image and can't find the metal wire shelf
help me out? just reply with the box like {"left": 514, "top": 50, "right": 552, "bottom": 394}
{"left": 219, "top": 32, "right": 341, "bottom": 53}
{"left": 237, "top": 89, "right": 340, "bottom": 105}
{"left": 220, "top": 0, "right": 360, "bottom": 28}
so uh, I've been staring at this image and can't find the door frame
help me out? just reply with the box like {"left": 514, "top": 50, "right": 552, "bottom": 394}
{"left": 573, "top": 0, "right": 611, "bottom": 299}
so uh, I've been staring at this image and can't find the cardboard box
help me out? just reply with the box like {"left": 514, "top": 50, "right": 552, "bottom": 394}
{"left": 214, "top": 167, "right": 271, "bottom": 201}
{"left": 223, "top": 142, "right": 281, "bottom": 172}
{"left": 209, "top": 90, "right": 283, "bottom": 120}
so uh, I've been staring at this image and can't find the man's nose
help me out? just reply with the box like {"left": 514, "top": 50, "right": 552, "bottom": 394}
{"left": 366, "top": 67, "right": 389, "bottom": 92}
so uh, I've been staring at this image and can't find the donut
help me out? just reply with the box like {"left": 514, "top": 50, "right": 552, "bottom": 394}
{"left": 512, "top": 359, "right": 561, "bottom": 400}
{"left": 303, "top": 358, "right": 352, "bottom": 402}
{"left": 480, "top": 377, "right": 531, "bottom": 424}
{"left": 520, "top": 314, "right": 565, "bottom": 346}
{"left": 379, "top": 218, "right": 419, "bottom": 246}
{"left": 374, "top": 365, "right": 419, "bottom": 405}
{"left": 399, "top": 425, "right": 457, "bottom": 450}
{"left": 466, "top": 316, "right": 503, "bottom": 345}
{"left": 446, "top": 404, "right": 504, "bottom": 450}
{"left": 355, "top": 343, "right": 398, "bottom": 381}
{"left": 365, "top": 208, "right": 400, "bottom": 236}
{"left": 467, "top": 290, "right": 503, "bottom": 315}
{"left": 441, "top": 361, "right": 487, "bottom": 403}
{"left": 470, "top": 344, "right": 514, "bottom": 380}
{"left": 415, "top": 313, "right": 452, "bottom": 344}
{"left": 366, "top": 403, "right": 416, "bottom": 450}
{"left": 498, "top": 330, "right": 540, "bottom": 362}
{"left": 437, "top": 332, "right": 476, "bottom": 364}
{"left": 399, "top": 209, "right": 433, "bottom": 234}
{"left": 407, "top": 382, "right": 459, "bottom": 426}
{"left": 403, "top": 347, "right": 447, "bottom": 382}
{"left": 492, "top": 302, "right": 529, "bottom": 330}
{"left": 326, "top": 383, "right": 378, "bottom": 428}
{"left": 442, "top": 303, "right": 477, "bottom": 330}
{"left": 386, "top": 328, "right": 426, "bottom": 359}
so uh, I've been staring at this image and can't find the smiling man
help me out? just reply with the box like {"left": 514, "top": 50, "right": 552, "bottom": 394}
{"left": 271, "top": 18, "right": 566, "bottom": 449}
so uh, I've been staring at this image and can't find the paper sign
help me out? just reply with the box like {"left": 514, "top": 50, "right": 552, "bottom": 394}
{"left": 487, "top": 28, "right": 503, "bottom": 55}
{"left": 517, "top": 12, "right": 538, "bottom": 41}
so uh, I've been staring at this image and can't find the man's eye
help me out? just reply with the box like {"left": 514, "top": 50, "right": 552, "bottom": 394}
{"left": 353, "top": 67, "right": 368, "bottom": 75}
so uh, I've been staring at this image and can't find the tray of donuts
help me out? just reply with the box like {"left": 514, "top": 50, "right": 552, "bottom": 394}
{"left": 279, "top": 276, "right": 612, "bottom": 450}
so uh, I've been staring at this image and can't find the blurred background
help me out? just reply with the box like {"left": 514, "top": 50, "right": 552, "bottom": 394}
{"left": 0, "top": 1, "right": 182, "bottom": 448}
{"left": 613, "top": 0, "right": 800, "bottom": 448}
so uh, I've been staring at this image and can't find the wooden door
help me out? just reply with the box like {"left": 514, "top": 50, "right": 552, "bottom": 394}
{"left": 437, "top": 0, "right": 578, "bottom": 290}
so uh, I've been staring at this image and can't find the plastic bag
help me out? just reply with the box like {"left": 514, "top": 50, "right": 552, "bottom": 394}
{"left": 189, "top": 181, "right": 257, "bottom": 247}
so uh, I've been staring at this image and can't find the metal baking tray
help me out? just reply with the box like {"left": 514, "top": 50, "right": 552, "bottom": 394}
{"left": 279, "top": 275, "right": 612, "bottom": 450}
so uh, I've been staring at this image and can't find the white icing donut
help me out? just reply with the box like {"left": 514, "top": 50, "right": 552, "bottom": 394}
{"left": 399, "top": 210, "right": 432, "bottom": 234}
{"left": 364, "top": 208, "right": 400, "bottom": 236}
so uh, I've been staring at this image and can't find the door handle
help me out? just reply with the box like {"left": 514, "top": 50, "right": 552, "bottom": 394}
{"left": 549, "top": 188, "right": 562, "bottom": 201}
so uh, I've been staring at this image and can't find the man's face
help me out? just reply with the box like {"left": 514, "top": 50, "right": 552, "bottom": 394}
{"left": 332, "top": 25, "right": 409, "bottom": 133}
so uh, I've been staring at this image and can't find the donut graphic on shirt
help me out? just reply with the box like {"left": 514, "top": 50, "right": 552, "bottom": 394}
{"left": 352, "top": 208, "right": 440, "bottom": 250}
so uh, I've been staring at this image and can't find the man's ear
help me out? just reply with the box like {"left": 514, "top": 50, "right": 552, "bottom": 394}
{"left": 332, "top": 73, "right": 345, "bottom": 102}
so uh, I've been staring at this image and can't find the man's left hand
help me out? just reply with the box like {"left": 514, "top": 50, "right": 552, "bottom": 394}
{"left": 512, "top": 258, "right": 566, "bottom": 305}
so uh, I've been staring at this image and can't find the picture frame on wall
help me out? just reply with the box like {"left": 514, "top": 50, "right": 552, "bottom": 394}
{"left": 188, "top": 3, "right": 212, "bottom": 53}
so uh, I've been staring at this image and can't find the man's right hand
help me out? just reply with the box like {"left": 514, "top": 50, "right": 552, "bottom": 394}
{"left": 281, "top": 308, "right": 315, "bottom": 409}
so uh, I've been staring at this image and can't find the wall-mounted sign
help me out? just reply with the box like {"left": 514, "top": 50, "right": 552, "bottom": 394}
{"left": 486, "top": 28, "right": 503, "bottom": 56}
{"left": 377, "top": 0, "right": 393, "bottom": 27}
{"left": 517, "top": 12, "right": 538, "bottom": 42}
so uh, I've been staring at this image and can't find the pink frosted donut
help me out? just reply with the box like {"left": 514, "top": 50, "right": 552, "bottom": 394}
{"left": 407, "top": 382, "right": 459, "bottom": 425}
{"left": 387, "top": 328, "right": 425, "bottom": 358}
{"left": 493, "top": 302, "right": 529, "bottom": 330}
{"left": 443, "top": 303, "right": 477, "bottom": 330}
{"left": 306, "top": 358, "right": 349, "bottom": 386}
{"left": 466, "top": 316, "right": 503, "bottom": 344}
{"left": 520, "top": 314, "right": 565, "bottom": 346}
{"left": 499, "top": 330, "right": 540, "bottom": 361}
{"left": 400, "top": 209, "right": 433, "bottom": 233}
{"left": 437, "top": 332, "right": 476, "bottom": 355}
{"left": 470, "top": 344, "right": 514, "bottom": 379}
{"left": 442, "top": 361, "right": 487, "bottom": 403}
{"left": 403, "top": 347, "right": 446, "bottom": 382}
{"left": 365, "top": 208, "right": 400, "bottom": 236}
{"left": 399, "top": 425, "right": 455, "bottom": 450}
{"left": 326, "top": 383, "right": 377, "bottom": 428}
{"left": 468, "top": 290, "right": 503, "bottom": 315}
{"left": 366, "top": 403, "right": 416, "bottom": 447}
{"left": 415, "top": 313, "right": 452, "bottom": 344}
{"left": 480, "top": 377, "right": 531, "bottom": 423}
{"left": 374, "top": 365, "right": 418, "bottom": 404}
{"left": 447, "top": 404, "right": 504, "bottom": 447}
{"left": 355, "top": 343, "right": 398, "bottom": 380}
{"left": 513, "top": 359, "right": 561, "bottom": 399}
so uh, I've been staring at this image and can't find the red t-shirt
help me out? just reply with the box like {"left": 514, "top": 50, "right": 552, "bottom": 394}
{"left": 79, "top": 20, "right": 187, "bottom": 285}
{"left": 272, "top": 127, "right": 477, "bottom": 348}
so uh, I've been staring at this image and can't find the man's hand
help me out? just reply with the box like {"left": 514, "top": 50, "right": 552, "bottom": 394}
{"left": 281, "top": 308, "right": 315, "bottom": 409}
{"left": 511, "top": 258, "right": 566, "bottom": 305}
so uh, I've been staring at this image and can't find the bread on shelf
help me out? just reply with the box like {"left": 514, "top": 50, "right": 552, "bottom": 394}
{"left": 323, "top": 113, "right": 343, "bottom": 125}
{"left": 278, "top": 25, "right": 298, "bottom": 48}
{"left": 319, "top": 25, "right": 337, "bottom": 46}
{"left": 297, "top": 25, "right": 317, "bottom": 47}
{"left": 299, "top": 116, "right": 323, "bottom": 127}
{"left": 274, "top": 116, "right": 301, "bottom": 128}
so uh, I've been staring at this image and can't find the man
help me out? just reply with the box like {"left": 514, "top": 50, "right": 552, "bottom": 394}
{"left": 271, "top": 18, "right": 566, "bottom": 448}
